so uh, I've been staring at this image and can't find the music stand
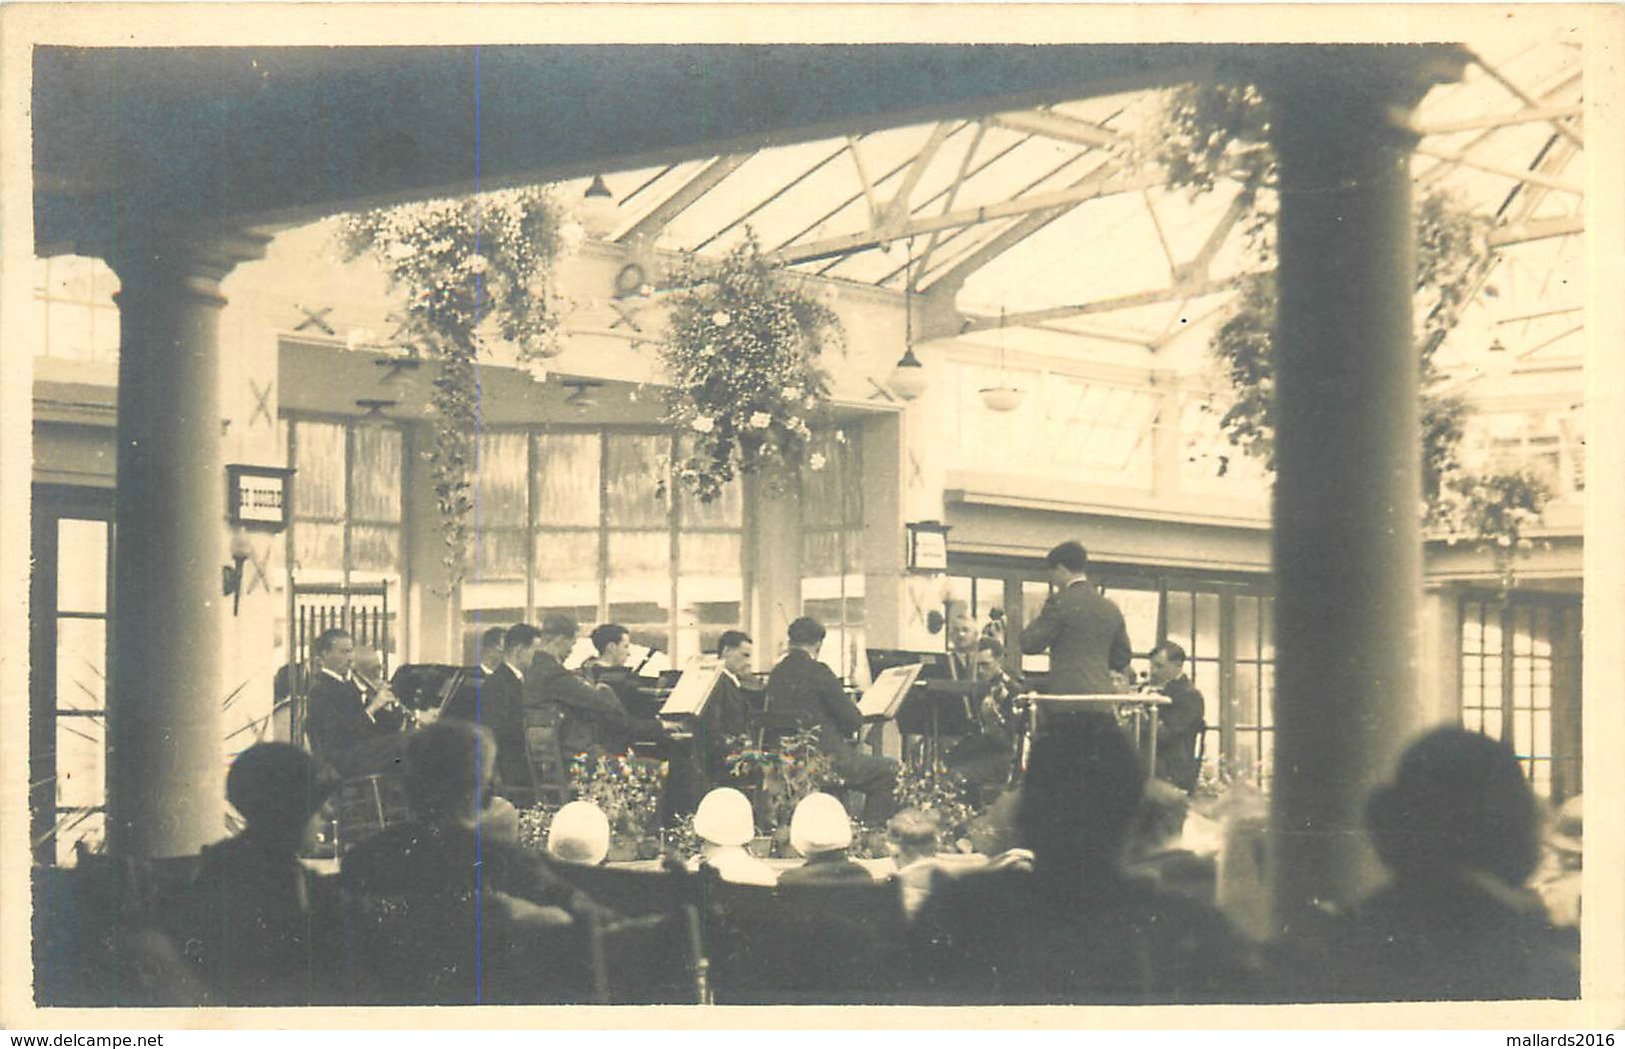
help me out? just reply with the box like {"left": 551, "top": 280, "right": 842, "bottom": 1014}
{"left": 858, "top": 663, "right": 924, "bottom": 721}
{"left": 659, "top": 662, "right": 724, "bottom": 718}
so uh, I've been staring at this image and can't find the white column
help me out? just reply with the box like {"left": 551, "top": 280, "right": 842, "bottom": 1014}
{"left": 105, "top": 227, "right": 268, "bottom": 859}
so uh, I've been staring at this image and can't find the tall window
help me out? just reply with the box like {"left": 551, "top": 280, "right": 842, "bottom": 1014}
{"left": 799, "top": 430, "right": 866, "bottom": 679}
{"left": 1461, "top": 596, "right": 1577, "bottom": 798}
{"left": 33, "top": 255, "right": 120, "bottom": 364}
{"left": 464, "top": 429, "right": 746, "bottom": 664}
{"left": 281, "top": 418, "right": 406, "bottom": 660}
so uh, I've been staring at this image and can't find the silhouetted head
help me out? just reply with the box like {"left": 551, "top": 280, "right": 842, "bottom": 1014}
{"left": 1367, "top": 727, "right": 1541, "bottom": 888}
{"left": 226, "top": 743, "right": 330, "bottom": 851}
{"left": 405, "top": 719, "right": 496, "bottom": 825}
{"left": 1016, "top": 717, "right": 1145, "bottom": 877}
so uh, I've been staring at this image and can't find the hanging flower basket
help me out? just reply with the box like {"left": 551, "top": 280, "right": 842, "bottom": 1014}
{"left": 337, "top": 188, "right": 567, "bottom": 589}
{"left": 660, "top": 229, "right": 844, "bottom": 501}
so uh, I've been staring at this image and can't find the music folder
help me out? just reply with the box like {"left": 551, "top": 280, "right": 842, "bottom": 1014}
{"left": 658, "top": 661, "right": 724, "bottom": 718}
{"left": 858, "top": 663, "right": 925, "bottom": 721}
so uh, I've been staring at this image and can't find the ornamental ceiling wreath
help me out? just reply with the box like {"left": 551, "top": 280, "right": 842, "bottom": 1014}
{"left": 659, "top": 230, "right": 845, "bottom": 502}
{"left": 338, "top": 187, "right": 569, "bottom": 588}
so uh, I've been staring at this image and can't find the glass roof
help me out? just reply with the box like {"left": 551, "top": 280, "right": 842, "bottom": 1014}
{"left": 551, "top": 32, "right": 1583, "bottom": 396}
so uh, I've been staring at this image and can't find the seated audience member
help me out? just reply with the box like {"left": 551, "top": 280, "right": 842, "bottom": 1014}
{"left": 1534, "top": 794, "right": 1583, "bottom": 931}
{"left": 1124, "top": 778, "right": 1216, "bottom": 906}
{"left": 765, "top": 616, "right": 899, "bottom": 823}
{"left": 342, "top": 719, "right": 604, "bottom": 921}
{"left": 1272, "top": 728, "right": 1579, "bottom": 1002}
{"left": 549, "top": 801, "right": 612, "bottom": 867}
{"left": 885, "top": 809, "right": 944, "bottom": 918}
{"left": 167, "top": 743, "right": 337, "bottom": 1005}
{"left": 908, "top": 718, "right": 1254, "bottom": 1004}
{"left": 778, "top": 793, "right": 874, "bottom": 887}
{"left": 688, "top": 787, "right": 777, "bottom": 887}
{"left": 478, "top": 626, "right": 508, "bottom": 676}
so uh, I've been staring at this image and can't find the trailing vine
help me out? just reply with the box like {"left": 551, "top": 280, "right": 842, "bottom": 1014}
{"left": 1153, "top": 83, "right": 1553, "bottom": 570}
{"left": 338, "top": 188, "right": 566, "bottom": 588}
{"left": 659, "top": 230, "right": 844, "bottom": 502}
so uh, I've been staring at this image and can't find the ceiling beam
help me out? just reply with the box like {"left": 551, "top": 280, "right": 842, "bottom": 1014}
{"left": 987, "top": 109, "right": 1127, "bottom": 148}
{"left": 1413, "top": 103, "right": 1583, "bottom": 137}
{"left": 1469, "top": 53, "right": 1585, "bottom": 148}
{"left": 1489, "top": 214, "right": 1583, "bottom": 247}
{"left": 1413, "top": 145, "right": 1584, "bottom": 196}
{"left": 766, "top": 165, "right": 1160, "bottom": 267}
{"left": 879, "top": 121, "right": 957, "bottom": 228}
{"left": 913, "top": 120, "right": 989, "bottom": 283}
{"left": 960, "top": 276, "right": 1238, "bottom": 333}
{"left": 615, "top": 153, "right": 752, "bottom": 244}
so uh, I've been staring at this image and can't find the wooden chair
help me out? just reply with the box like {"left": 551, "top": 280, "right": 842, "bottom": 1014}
{"left": 331, "top": 773, "right": 411, "bottom": 855}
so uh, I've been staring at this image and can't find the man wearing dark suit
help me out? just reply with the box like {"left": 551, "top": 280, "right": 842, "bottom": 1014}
{"left": 1020, "top": 541, "right": 1134, "bottom": 696}
{"left": 477, "top": 624, "right": 543, "bottom": 796}
{"left": 305, "top": 628, "right": 402, "bottom": 777}
{"left": 765, "top": 616, "right": 898, "bottom": 823}
{"left": 663, "top": 629, "right": 757, "bottom": 823}
{"left": 1148, "top": 640, "right": 1206, "bottom": 794}
{"left": 524, "top": 614, "right": 635, "bottom": 755}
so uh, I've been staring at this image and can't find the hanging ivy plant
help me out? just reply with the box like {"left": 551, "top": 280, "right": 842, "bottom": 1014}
{"left": 1151, "top": 83, "right": 1553, "bottom": 571}
{"left": 659, "top": 229, "right": 844, "bottom": 502}
{"left": 338, "top": 188, "right": 567, "bottom": 588}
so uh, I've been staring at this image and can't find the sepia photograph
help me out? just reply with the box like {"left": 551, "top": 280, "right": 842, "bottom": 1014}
{"left": 0, "top": 2, "right": 1620, "bottom": 1034}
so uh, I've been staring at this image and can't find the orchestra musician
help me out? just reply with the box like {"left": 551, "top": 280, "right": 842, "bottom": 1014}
{"left": 580, "top": 623, "right": 633, "bottom": 677}
{"left": 765, "top": 616, "right": 898, "bottom": 823}
{"left": 523, "top": 614, "right": 637, "bottom": 755}
{"left": 304, "top": 629, "right": 406, "bottom": 778}
{"left": 661, "top": 630, "right": 755, "bottom": 823}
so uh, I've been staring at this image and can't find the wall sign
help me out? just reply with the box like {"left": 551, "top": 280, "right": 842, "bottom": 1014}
{"left": 905, "top": 520, "right": 951, "bottom": 572}
{"left": 227, "top": 464, "right": 295, "bottom": 531}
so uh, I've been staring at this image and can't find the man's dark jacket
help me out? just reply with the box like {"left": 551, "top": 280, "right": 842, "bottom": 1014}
{"left": 1019, "top": 580, "right": 1133, "bottom": 695}
{"left": 306, "top": 671, "right": 396, "bottom": 775}
{"left": 764, "top": 648, "right": 861, "bottom": 743}
{"left": 1155, "top": 675, "right": 1206, "bottom": 793}
{"left": 523, "top": 650, "right": 631, "bottom": 754}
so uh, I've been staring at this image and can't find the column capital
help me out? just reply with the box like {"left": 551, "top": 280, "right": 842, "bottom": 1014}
{"left": 101, "top": 222, "right": 273, "bottom": 304}
{"left": 1264, "top": 45, "right": 1470, "bottom": 162}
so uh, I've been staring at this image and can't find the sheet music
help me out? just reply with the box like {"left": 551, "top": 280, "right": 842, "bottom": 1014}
{"left": 658, "top": 661, "right": 723, "bottom": 717}
{"left": 858, "top": 663, "right": 925, "bottom": 720}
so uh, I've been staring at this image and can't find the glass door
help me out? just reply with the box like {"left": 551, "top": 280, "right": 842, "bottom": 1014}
{"left": 30, "top": 486, "right": 114, "bottom": 865}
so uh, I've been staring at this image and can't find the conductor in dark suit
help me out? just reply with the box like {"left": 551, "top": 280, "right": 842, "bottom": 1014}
{"left": 524, "top": 614, "right": 635, "bottom": 755}
{"left": 304, "top": 628, "right": 403, "bottom": 777}
{"left": 1148, "top": 641, "right": 1205, "bottom": 794}
{"left": 765, "top": 616, "right": 898, "bottom": 823}
{"left": 1020, "top": 541, "right": 1134, "bottom": 696}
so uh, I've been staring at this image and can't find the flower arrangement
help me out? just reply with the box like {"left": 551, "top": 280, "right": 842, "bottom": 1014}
{"left": 724, "top": 728, "right": 841, "bottom": 839}
{"left": 516, "top": 803, "right": 560, "bottom": 853}
{"left": 659, "top": 230, "right": 844, "bottom": 502}
{"left": 337, "top": 188, "right": 568, "bottom": 588}
{"left": 1431, "top": 466, "right": 1555, "bottom": 588}
{"left": 567, "top": 750, "right": 667, "bottom": 859}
